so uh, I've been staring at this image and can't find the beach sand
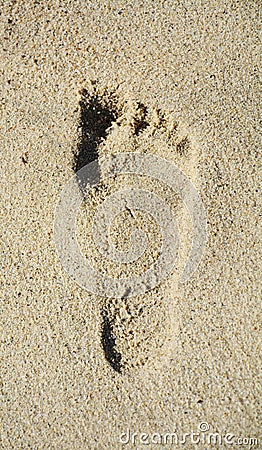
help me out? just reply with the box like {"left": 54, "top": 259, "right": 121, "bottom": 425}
{"left": 1, "top": 1, "right": 260, "bottom": 448}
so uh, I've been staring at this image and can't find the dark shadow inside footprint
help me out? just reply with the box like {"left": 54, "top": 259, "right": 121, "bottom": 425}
{"left": 133, "top": 102, "right": 149, "bottom": 136}
{"left": 176, "top": 137, "right": 191, "bottom": 156}
{"left": 73, "top": 89, "right": 118, "bottom": 189}
{"left": 101, "top": 311, "right": 122, "bottom": 374}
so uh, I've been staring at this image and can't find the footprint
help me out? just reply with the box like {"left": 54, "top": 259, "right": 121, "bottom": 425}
{"left": 74, "top": 84, "right": 199, "bottom": 374}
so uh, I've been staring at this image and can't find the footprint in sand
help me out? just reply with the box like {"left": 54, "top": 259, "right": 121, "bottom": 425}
{"left": 55, "top": 84, "right": 206, "bottom": 374}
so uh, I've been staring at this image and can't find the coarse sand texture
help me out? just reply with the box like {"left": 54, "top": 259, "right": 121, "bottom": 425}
{"left": 1, "top": 1, "right": 260, "bottom": 449}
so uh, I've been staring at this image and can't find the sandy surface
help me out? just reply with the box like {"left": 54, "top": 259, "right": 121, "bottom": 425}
{"left": 1, "top": 1, "right": 260, "bottom": 449}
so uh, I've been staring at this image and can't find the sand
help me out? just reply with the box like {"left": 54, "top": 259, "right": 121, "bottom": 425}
{"left": 1, "top": 1, "right": 260, "bottom": 449}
